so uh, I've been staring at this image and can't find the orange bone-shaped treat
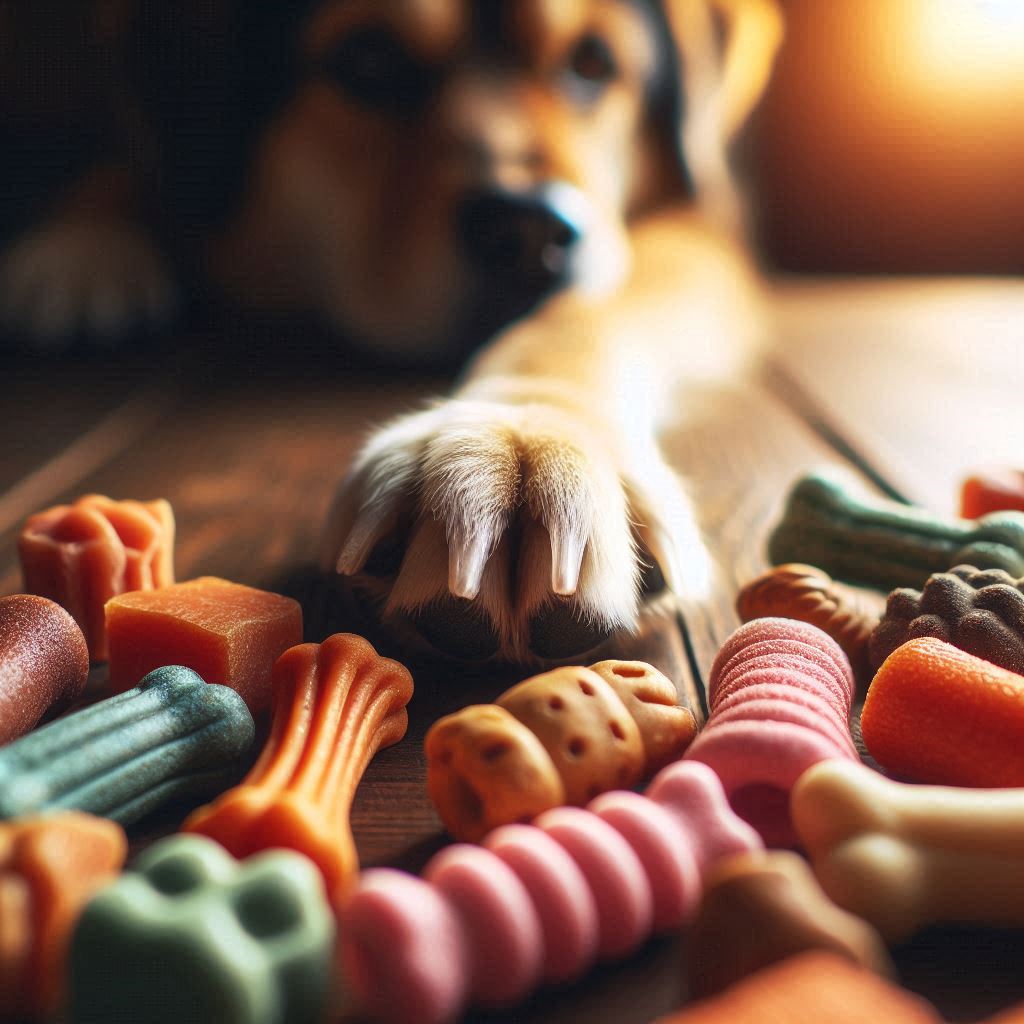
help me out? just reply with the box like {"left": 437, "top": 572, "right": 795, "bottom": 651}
{"left": 18, "top": 494, "right": 175, "bottom": 661}
{"left": 105, "top": 576, "right": 302, "bottom": 713}
{"left": 0, "top": 812, "right": 126, "bottom": 1019}
{"left": 184, "top": 633, "right": 413, "bottom": 902}
{"left": 653, "top": 952, "right": 942, "bottom": 1024}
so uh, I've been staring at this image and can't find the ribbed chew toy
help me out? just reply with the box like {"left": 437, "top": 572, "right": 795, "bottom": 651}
{"left": 18, "top": 494, "right": 175, "bottom": 661}
{"left": 861, "top": 636, "right": 1024, "bottom": 787}
{"left": 793, "top": 759, "right": 1024, "bottom": 941}
{"left": 961, "top": 467, "right": 1024, "bottom": 519}
{"left": 0, "top": 665, "right": 255, "bottom": 824}
{"left": 685, "top": 850, "right": 893, "bottom": 999}
{"left": 869, "top": 565, "right": 1024, "bottom": 675}
{"left": 184, "top": 633, "right": 413, "bottom": 903}
{"left": 768, "top": 469, "right": 1024, "bottom": 590}
{"left": 736, "top": 564, "right": 880, "bottom": 688}
{"left": 0, "top": 813, "right": 126, "bottom": 1020}
{"left": 426, "top": 660, "right": 697, "bottom": 841}
{"left": 0, "top": 594, "right": 90, "bottom": 744}
{"left": 339, "top": 760, "right": 762, "bottom": 1024}
{"left": 652, "top": 952, "right": 943, "bottom": 1024}
{"left": 683, "top": 617, "right": 857, "bottom": 848}
{"left": 68, "top": 834, "right": 334, "bottom": 1024}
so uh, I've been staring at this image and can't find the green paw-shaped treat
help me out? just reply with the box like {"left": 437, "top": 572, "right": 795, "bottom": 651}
{"left": 0, "top": 665, "right": 255, "bottom": 823}
{"left": 69, "top": 834, "right": 334, "bottom": 1024}
{"left": 768, "top": 470, "right": 1024, "bottom": 591}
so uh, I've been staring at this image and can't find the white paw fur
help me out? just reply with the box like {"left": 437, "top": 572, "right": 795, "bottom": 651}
{"left": 0, "top": 220, "right": 176, "bottom": 346}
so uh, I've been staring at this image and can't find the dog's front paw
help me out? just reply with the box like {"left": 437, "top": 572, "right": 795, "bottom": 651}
{"left": 322, "top": 399, "right": 706, "bottom": 662}
{"left": 0, "top": 220, "right": 177, "bottom": 348}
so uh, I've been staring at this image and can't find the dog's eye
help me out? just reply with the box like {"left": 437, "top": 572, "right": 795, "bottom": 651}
{"left": 321, "top": 27, "right": 433, "bottom": 112}
{"left": 566, "top": 33, "right": 618, "bottom": 95}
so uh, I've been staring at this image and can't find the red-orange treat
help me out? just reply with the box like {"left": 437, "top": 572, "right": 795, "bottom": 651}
{"left": 184, "top": 633, "right": 413, "bottom": 902}
{"left": 105, "top": 576, "right": 302, "bottom": 713}
{"left": 0, "top": 812, "right": 127, "bottom": 1019}
{"left": 0, "top": 595, "right": 90, "bottom": 744}
{"left": 962, "top": 468, "right": 1024, "bottom": 519}
{"left": 862, "top": 636, "right": 1024, "bottom": 787}
{"left": 18, "top": 494, "right": 174, "bottom": 661}
{"left": 653, "top": 952, "right": 942, "bottom": 1024}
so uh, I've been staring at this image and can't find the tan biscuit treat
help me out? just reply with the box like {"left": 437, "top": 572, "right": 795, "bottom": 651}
{"left": 686, "top": 850, "right": 893, "bottom": 998}
{"left": 587, "top": 660, "right": 697, "bottom": 772}
{"left": 736, "top": 564, "right": 881, "bottom": 688}
{"left": 426, "top": 705, "right": 566, "bottom": 842}
{"left": 792, "top": 759, "right": 1024, "bottom": 942}
{"left": 497, "top": 666, "right": 645, "bottom": 805}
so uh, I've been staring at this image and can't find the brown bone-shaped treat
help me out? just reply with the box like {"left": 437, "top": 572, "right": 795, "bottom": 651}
{"left": 736, "top": 564, "right": 881, "bottom": 689}
{"left": 0, "top": 813, "right": 126, "bottom": 1019}
{"left": 184, "top": 633, "right": 413, "bottom": 903}
{"left": 869, "top": 564, "right": 1024, "bottom": 674}
{"left": 426, "top": 661, "right": 695, "bottom": 841}
{"left": 686, "top": 850, "right": 893, "bottom": 998}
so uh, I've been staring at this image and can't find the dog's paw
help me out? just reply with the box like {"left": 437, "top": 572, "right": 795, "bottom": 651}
{"left": 322, "top": 398, "right": 707, "bottom": 662}
{"left": 0, "top": 220, "right": 176, "bottom": 348}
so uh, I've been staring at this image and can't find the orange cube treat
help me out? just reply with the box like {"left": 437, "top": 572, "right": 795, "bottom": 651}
{"left": 0, "top": 812, "right": 126, "bottom": 1019}
{"left": 862, "top": 636, "right": 1024, "bottom": 787}
{"left": 18, "top": 494, "right": 175, "bottom": 661}
{"left": 105, "top": 576, "right": 302, "bottom": 713}
{"left": 184, "top": 633, "right": 413, "bottom": 902}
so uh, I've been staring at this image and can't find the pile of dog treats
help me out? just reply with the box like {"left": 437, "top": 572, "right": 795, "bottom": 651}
{"left": 3, "top": 466, "right": 1024, "bottom": 1023}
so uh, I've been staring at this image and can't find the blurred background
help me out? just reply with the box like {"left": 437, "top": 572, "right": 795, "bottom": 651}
{"left": 1, "top": 0, "right": 1023, "bottom": 274}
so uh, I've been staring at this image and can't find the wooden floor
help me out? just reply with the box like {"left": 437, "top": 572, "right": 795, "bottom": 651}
{"left": 3, "top": 278, "right": 1024, "bottom": 1023}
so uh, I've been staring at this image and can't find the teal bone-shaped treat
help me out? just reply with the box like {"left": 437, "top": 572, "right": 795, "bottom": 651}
{"left": 69, "top": 834, "right": 334, "bottom": 1024}
{"left": 0, "top": 665, "right": 255, "bottom": 824}
{"left": 768, "top": 470, "right": 1024, "bottom": 591}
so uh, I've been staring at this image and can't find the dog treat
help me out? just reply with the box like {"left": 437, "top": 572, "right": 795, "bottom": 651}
{"left": 18, "top": 494, "right": 175, "bottom": 661}
{"left": 184, "top": 633, "right": 413, "bottom": 902}
{"left": 792, "top": 758, "right": 1024, "bottom": 941}
{"left": 861, "top": 636, "right": 1024, "bottom": 787}
{"left": 683, "top": 617, "right": 857, "bottom": 848}
{"left": 961, "top": 467, "right": 1024, "bottom": 519}
{"left": 0, "top": 665, "right": 255, "bottom": 824}
{"left": 69, "top": 834, "right": 334, "bottom": 1024}
{"left": 768, "top": 469, "right": 1024, "bottom": 590}
{"left": 0, "top": 594, "right": 90, "bottom": 744}
{"left": 736, "top": 564, "right": 880, "bottom": 687}
{"left": 339, "top": 760, "right": 762, "bottom": 1024}
{"left": 0, "top": 812, "right": 126, "bottom": 1019}
{"left": 426, "top": 661, "right": 696, "bottom": 840}
{"left": 869, "top": 564, "right": 1024, "bottom": 675}
{"left": 105, "top": 575, "right": 303, "bottom": 713}
{"left": 685, "top": 850, "right": 893, "bottom": 999}
{"left": 653, "top": 952, "right": 943, "bottom": 1024}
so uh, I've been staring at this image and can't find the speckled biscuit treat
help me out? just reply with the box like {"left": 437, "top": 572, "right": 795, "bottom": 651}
{"left": 768, "top": 469, "right": 1024, "bottom": 590}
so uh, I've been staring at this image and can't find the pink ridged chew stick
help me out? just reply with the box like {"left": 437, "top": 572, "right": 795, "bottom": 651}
{"left": 685, "top": 617, "right": 857, "bottom": 848}
{"left": 183, "top": 633, "right": 413, "bottom": 902}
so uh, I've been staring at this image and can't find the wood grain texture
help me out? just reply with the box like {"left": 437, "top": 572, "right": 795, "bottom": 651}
{"left": 2, "top": 279, "right": 1024, "bottom": 1022}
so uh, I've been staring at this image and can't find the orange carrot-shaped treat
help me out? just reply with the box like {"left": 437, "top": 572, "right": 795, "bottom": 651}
{"left": 862, "top": 636, "right": 1024, "bottom": 787}
{"left": 18, "top": 494, "right": 174, "bottom": 661}
{"left": 653, "top": 952, "right": 942, "bottom": 1024}
{"left": 0, "top": 812, "right": 126, "bottom": 1019}
{"left": 184, "top": 633, "right": 413, "bottom": 902}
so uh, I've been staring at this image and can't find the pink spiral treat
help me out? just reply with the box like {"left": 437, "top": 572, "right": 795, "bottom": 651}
{"left": 685, "top": 617, "right": 858, "bottom": 848}
{"left": 339, "top": 761, "right": 762, "bottom": 1023}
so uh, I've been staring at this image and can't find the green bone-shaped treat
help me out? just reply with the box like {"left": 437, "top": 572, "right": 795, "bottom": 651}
{"left": 768, "top": 470, "right": 1024, "bottom": 591}
{"left": 0, "top": 665, "right": 255, "bottom": 823}
{"left": 69, "top": 834, "right": 334, "bottom": 1024}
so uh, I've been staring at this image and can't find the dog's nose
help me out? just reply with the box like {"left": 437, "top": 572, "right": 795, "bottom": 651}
{"left": 457, "top": 184, "right": 585, "bottom": 287}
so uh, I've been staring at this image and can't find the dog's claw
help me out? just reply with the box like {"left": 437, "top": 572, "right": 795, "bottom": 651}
{"left": 448, "top": 524, "right": 493, "bottom": 600}
{"left": 549, "top": 528, "right": 585, "bottom": 596}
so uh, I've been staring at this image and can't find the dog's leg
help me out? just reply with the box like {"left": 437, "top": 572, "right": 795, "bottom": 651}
{"left": 0, "top": 165, "right": 176, "bottom": 347}
{"left": 324, "top": 208, "right": 763, "bottom": 662}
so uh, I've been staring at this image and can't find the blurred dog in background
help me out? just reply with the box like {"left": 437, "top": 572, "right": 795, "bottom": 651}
{"left": 0, "top": 0, "right": 782, "bottom": 662}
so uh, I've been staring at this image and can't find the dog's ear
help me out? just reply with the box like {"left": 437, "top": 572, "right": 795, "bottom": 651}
{"left": 662, "top": 0, "right": 783, "bottom": 224}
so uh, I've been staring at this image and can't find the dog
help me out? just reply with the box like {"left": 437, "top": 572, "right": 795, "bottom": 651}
{"left": 0, "top": 0, "right": 782, "bottom": 662}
